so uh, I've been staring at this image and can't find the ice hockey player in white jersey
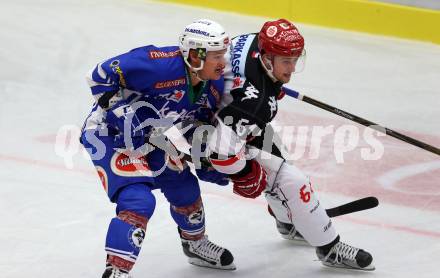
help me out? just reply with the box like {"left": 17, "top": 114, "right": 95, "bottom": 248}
{"left": 207, "top": 18, "right": 375, "bottom": 271}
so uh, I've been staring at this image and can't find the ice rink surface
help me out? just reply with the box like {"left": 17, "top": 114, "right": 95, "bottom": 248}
{"left": 0, "top": 0, "right": 439, "bottom": 277}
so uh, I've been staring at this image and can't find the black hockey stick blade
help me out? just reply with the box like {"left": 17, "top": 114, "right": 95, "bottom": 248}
{"left": 326, "top": 197, "right": 379, "bottom": 218}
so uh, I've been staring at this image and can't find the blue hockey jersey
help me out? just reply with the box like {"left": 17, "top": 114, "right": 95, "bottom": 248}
{"left": 82, "top": 45, "right": 224, "bottom": 136}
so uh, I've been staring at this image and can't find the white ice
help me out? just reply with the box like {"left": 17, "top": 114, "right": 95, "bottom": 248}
{"left": 0, "top": 0, "right": 439, "bottom": 277}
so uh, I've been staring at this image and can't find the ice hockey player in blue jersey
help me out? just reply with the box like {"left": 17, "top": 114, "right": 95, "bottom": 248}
{"left": 80, "top": 19, "right": 235, "bottom": 278}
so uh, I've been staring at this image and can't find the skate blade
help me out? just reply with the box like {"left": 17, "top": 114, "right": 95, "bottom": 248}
{"left": 280, "top": 234, "right": 309, "bottom": 245}
{"left": 188, "top": 258, "right": 236, "bottom": 270}
{"left": 321, "top": 261, "right": 375, "bottom": 271}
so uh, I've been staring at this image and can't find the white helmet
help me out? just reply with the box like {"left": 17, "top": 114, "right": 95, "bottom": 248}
{"left": 179, "top": 19, "right": 229, "bottom": 71}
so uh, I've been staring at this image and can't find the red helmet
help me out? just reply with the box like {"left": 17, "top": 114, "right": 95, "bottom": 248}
{"left": 258, "top": 19, "right": 304, "bottom": 57}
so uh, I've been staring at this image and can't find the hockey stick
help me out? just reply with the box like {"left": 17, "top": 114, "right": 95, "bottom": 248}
{"left": 326, "top": 196, "right": 378, "bottom": 217}
{"left": 282, "top": 87, "right": 440, "bottom": 156}
{"left": 268, "top": 195, "right": 378, "bottom": 219}
{"left": 178, "top": 151, "right": 378, "bottom": 217}
{"left": 158, "top": 127, "right": 379, "bottom": 217}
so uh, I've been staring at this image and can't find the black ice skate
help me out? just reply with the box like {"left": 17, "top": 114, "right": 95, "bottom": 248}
{"left": 102, "top": 264, "right": 132, "bottom": 278}
{"left": 275, "top": 219, "right": 307, "bottom": 243}
{"left": 316, "top": 241, "right": 375, "bottom": 271}
{"left": 180, "top": 234, "right": 235, "bottom": 270}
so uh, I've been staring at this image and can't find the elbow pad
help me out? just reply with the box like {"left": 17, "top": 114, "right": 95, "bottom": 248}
{"left": 207, "top": 119, "right": 247, "bottom": 174}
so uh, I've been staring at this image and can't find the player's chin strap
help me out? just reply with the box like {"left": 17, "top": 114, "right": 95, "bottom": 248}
{"left": 183, "top": 57, "right": 207, "bottom": 82}
{"left": 259, "top": 55, "right": 278, "bottom": 82}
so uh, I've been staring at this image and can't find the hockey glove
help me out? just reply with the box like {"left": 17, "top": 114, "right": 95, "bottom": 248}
{"left": 230, "top": 160, "right": 267, "bottom": 199}
{"left": 196, "top": 167, "right": 229, "bottom": 186}
{"left": 105, "top": 100, "right": 146, "bottom": 149}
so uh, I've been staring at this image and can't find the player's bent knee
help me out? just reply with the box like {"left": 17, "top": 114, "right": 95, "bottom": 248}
{"left": 116, "top": 183, "right": 156, "bottom": 220}
{"left": 163, "top": 176, "right": 200, "bottom": 207}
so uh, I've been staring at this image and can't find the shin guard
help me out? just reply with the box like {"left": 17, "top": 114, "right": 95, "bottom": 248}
{"left": 105, "top": 211, "right": 148, "bottom": 271}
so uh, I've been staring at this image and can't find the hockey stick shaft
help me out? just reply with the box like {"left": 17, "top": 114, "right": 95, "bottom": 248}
{"left": 180, "top": 149, "right": 378, "bottom": 217}
{"left": 325, "top": 196, "right": 378, "bottom": 217}
{"left": 155, "top": 134, "right": 378, "bottom": 217}
{"left": 159, "top": 126, "right": 379, "bottom": 217}
{"left": 282, "top": 87, "right": 440, "bottom": 156}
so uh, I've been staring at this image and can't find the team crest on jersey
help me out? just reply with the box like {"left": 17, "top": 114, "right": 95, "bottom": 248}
{"left": 167, "top": 89, "right": 185, "bottom": 102}
{"left": 109, "top": 60, "right": 127, "bottom": 87}
{"left": 96, "top": 166, "right": 108, "bottom": 193}
{"left": 149, "top": 50, "right": 181, "bottom": 59}
{"left": 154, "top": 78, "right": 186, "bottom": 89}
{"left": 110, "top": 152, "right": 153, "bottom": 177}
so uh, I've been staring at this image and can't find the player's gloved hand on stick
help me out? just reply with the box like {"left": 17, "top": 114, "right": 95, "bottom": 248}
{"left": 105, "top": 100, "right": 146, "bottom": 149}
{"left": 196, "top": 166, "right": 230, "bottom": 186}
{"left": 230, "top": 160, "right": 267, "bottom": 198}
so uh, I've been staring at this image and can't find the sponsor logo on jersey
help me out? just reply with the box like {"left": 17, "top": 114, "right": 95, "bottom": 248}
{"left": 231, "top": 34, "right": 249, "bottom": 77}
{"left": 268, "top": 96, "right": 277, "bottom": 118}
{"left": 210, "top": 85, "right": 221, "bottom": 103}
{"left": 323, "top": 219, "right": 333, "bottom": 232}
{"left": 154, "top": 77, "right": 186, "bottom": 89}
{"left": 167, "top": 89, "right": 185, "bottom": 102}
{"left": 241, "top": 83, "right": 259, "bottom": 101}
{"left": 96, "top": 166, "right": 108, "bottom": 193}
{"left": 232, "top": 77, "right": 244, "bottom": 89}
{"left": 184, "top": 28, "right": 210, "bottom": 37}
{"left": 109, "top": 59, "right": 127, "bottom": 87}
{"left": 309, "top": 200, "right": 321, "bottom": 214}
{"left": 110, "top": 152, "right": 153, "bottom": 177}
{"left": 149, "top": 49, "right": 181, "bottom": 59}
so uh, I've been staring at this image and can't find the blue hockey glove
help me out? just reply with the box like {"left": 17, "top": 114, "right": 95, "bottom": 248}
{"left": 196, "top": 167, "right": 229, "bottom": 186}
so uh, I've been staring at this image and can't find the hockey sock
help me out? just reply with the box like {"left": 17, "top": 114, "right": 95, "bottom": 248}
{"left": 170, "top": 197, "right": 205, "bottom": 240}
{"left": 105, "top": 211, "right": 148, "bottom": 271}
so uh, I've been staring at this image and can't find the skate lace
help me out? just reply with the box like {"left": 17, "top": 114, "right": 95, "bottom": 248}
{"left": 323, "top": 242, "right": 359, "bottom": 264}
{"left": 192, "top": 236, "right": 224, "bottom": 260}
{"left": 111, "top": 268, "right": 131, "bottom": 278}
